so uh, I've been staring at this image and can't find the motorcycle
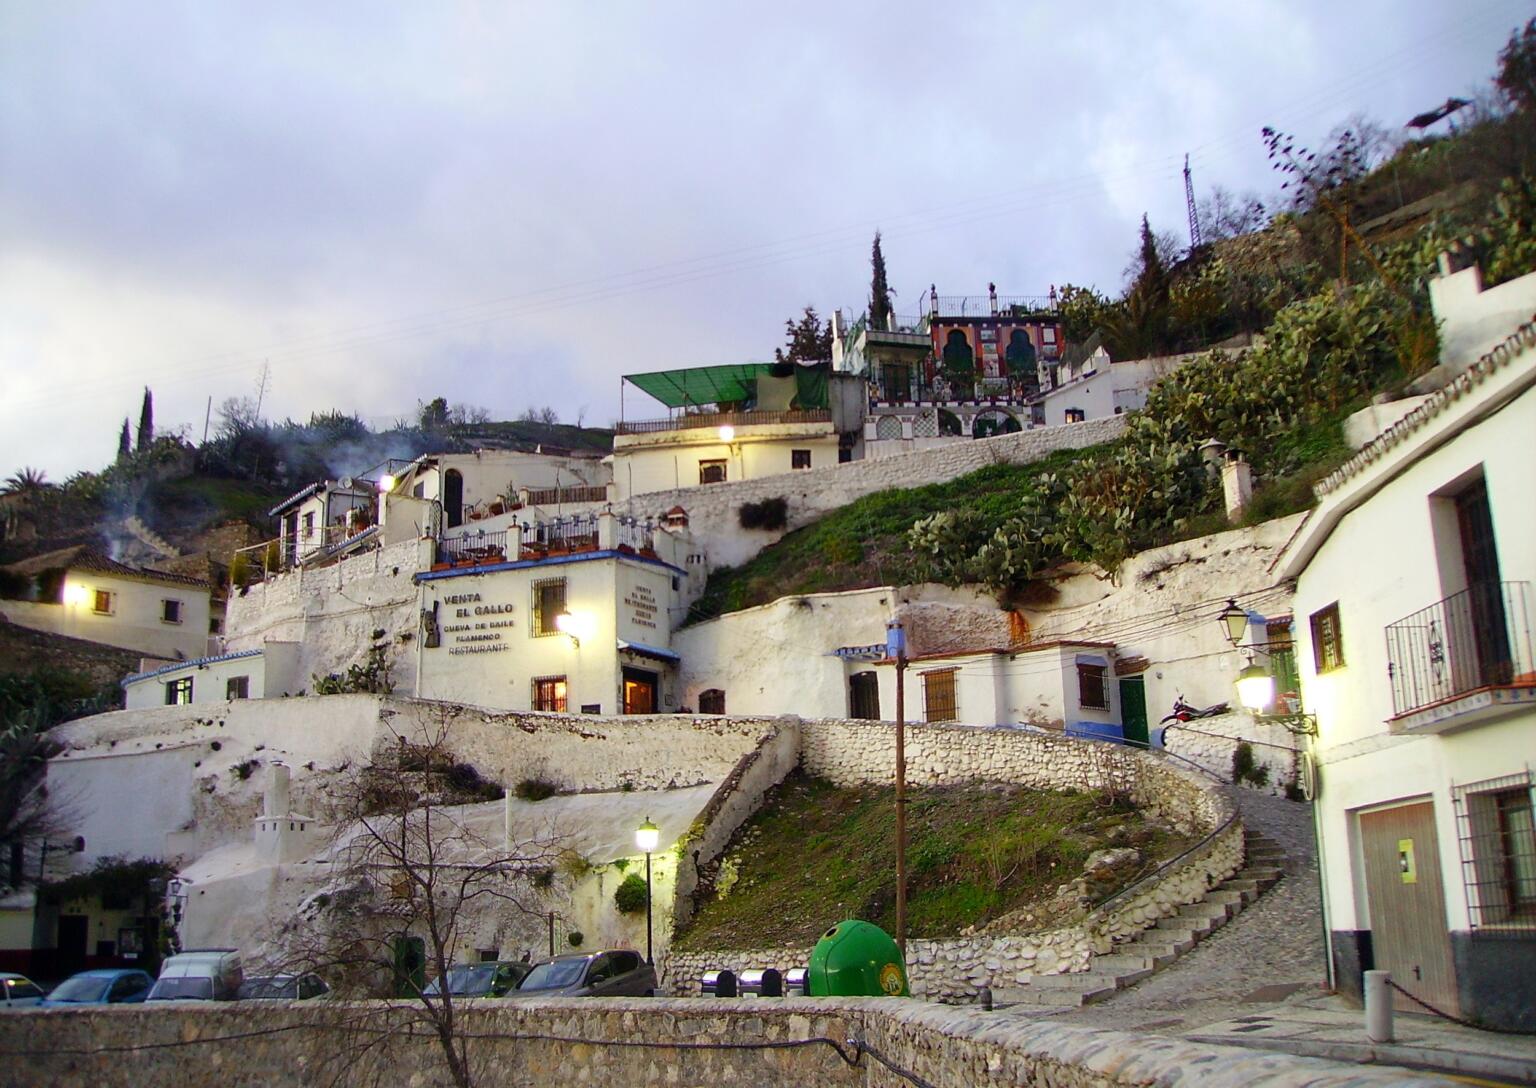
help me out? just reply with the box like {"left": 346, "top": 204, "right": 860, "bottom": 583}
{"left": 1159, "top": 693, "right": 1231, "bottom": 725}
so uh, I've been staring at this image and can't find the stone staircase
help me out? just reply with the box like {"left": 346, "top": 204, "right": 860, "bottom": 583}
{"left": 996, "top": 828, "right": 1287, "bottom": 1008}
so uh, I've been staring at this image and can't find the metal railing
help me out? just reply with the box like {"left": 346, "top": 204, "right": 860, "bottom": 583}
{"left": 930, "top": 294, "right": 1056, "bottom": 317}
{"left": 438, "top": 530, "right": 509, "bottom": 566}
{"left": 1386, "top": 581, "right": 1535, "bottom": 717}
{"left": 615, "top": 408, "right": 831, "bottom": 435}
{"left": 615, "top": 515, "right": 655, "bottom": 552}
{"left": 519, "top": 514, "right": 599, "bottom": 553}
{"left": 524, "top": 485, "right": 608, "bottom": 506}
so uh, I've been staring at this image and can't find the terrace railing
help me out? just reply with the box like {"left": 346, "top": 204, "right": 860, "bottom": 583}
{"left": 1386, "top": 581, "right": 1535, "bottom": 717}
{"left": 615, "top": 408, "right": 831, "bottom": 436}
{"left": 524, "top": 485, "right": 609, "bottom": 506}
{"left": 438, "top": 530, "right": 509, "bottom": 566}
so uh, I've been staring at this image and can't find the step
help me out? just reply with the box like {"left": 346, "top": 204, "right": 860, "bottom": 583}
{"left": 992, "top": 987, "right": 1087, "bottom": 1008}
{"left": 1206, "top": 889, "right": 1252, "bottom": 908}
{"left": 1178, "top": 901, "right": 1234, "bottom": 921}
{"left": 1028, "top": 969, "right": 1145, "bottom": 991}
{"left": 1124, "top": 932, "right": 1197, "bottom": 955}
{"left": 1236, "top": 865, "right": 1284, "bottom": 884}
{"left": 1095, "top": 951, "right": 1176, "bottom": 972}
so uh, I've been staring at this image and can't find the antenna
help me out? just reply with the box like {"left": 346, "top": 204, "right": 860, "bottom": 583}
{"left": 254, "top": 361, "right": 271, "bottom": 422}
{"left": 1184, "top": 154, "right": 1203, "bottom": 250}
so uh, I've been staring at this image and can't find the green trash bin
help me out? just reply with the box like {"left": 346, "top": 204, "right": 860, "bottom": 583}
{"left": 807, "top": 919, "right": 908, "bottom": 997}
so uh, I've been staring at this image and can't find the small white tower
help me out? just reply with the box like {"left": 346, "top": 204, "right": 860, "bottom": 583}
{"left": 253, "top": 762, "right": 323, "bottom": 864}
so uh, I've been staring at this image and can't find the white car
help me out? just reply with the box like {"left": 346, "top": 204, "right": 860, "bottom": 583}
{"left": 0, "top": 973, "right": 46, "bottom": 1009}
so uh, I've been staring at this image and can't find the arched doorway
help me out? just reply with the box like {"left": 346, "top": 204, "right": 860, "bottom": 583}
{"left": 972, "top": 410, "right": 1022, "bottom": 439}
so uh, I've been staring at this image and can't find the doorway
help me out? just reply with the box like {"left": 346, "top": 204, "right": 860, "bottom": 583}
{"left": 1118, "top": 675, "right": 1148, "bottom": 746}
{"left": 622, "top": 667, "right": 658, "bottom": 715}
{"left": 443, "top": 469, "right": 464, "bottom": 529}
{"left": 1454, "top": 478, "right": 1510, "bottom": 687}
{"left": 57, "top": 915, "right": 88, "bottom": 975}
{"left": 1359, "top": 801, "right": 1459, "bottom": 1014}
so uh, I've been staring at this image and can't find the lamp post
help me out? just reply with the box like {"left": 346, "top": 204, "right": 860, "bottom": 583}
{"left": 635, "top": 816, "right": 659, "bottom": 965}
{"left": 886, "top": 619, "right": 908, "bottom": 957}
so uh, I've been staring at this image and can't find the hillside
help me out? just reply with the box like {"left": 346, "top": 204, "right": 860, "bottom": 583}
{"left": 676, "top": 771, "right": 1195, "bottom": 950}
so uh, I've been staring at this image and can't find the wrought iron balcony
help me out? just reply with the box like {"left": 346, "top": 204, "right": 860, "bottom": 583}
{"left": 1386, "top": 581, "right": 1535, "bottom": 720}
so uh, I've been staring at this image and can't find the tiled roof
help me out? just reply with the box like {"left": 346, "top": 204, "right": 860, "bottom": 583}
{"left": 1314, "top": 315, "right": 1536, "bottom": 498}
{"left": 2, "top": 545, "right": 210, "bottom": 589}
{"left": 267, "top": 481, "right": 324, "bottom": 518}
{"left": 122, "top": 648, "right": 263, "bottom": 686}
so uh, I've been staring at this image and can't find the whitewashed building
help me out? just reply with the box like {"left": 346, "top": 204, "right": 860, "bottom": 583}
{"left": 1278, "top": 290, "right": 1536, "bottom": 1028}
{"left": 0, "top": 546, "right": 212, "bottom": 661}
{"left": 121, "top": 643, "right": 304, "bottom": 709}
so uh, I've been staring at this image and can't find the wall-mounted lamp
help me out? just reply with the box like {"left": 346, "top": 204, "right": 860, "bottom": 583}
{"left": 717, "top": 425, "right": 736, "bottom": 443}
{"left": 378, "top": 473, "right": 397, "bottom": 494}
{"left": 554, "top": 611, "right": 585, "bottom": 648}
{"left": 63, "top": 583, "right": 90, "bottom": 606}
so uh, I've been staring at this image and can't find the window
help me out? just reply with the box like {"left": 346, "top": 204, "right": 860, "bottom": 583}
{"left": 165, "top": 677, "right": 193, "bottom": 706}
{"left": 302, "top": 511, "right": 316, "bottom": 540}
{"left": 698, "top": 689, "right": 726, "bottom": 714}
{"left": 1455, "top": 774, "right": 1536, "bottom": 930}
{"left": 1064, "top": 408, "right": 1086, "bottom": 424}
{"left": 699, "top": 459, "right": 727, "bottom": 484}
{"left": 93, "top": 589, "right": 113, "bottom": 615}
{"left": 532, "top": 676, "right": 567, "bottom": 712}
{"left": 209, "top": 616, "right": 222, "bottom": 634}
{"left": 922, "top": 669, "right": 958, "bottom": 723}
{"left": 161, "top": 599, "right": 183, "bottom": 624}
{"left": 226, "top": 676, "right": 250, "bottom": 700}
{"left": 1310, "top": 602, "right": 1345, "bottom": 673}
{"left": 849, "top": 671, "right": 880, "bottom": 720}
{"left": 478, "top": 949, "right": 500, "bottom": 963}
{"left": 1042, "top": 326, "right": 1057, "bottom": 344}
{"left": 531, "top": 578, "right": 567, "bottom": 637}
{"left": 791, "top": 449, "right": 811, "bottom": 470}
{"left": 1077, "top": 663, "right": 1109, "bottom": 710}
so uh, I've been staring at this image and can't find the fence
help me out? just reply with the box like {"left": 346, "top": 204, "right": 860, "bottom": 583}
{"left": 1386, "top": 581, "right": 1534, "bottom": 716}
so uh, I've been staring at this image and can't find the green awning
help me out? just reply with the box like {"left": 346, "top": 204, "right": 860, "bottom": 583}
{"left": 624, "top": 362, "right": 832, "bottom": 412}
{"left": 624, "top": 364, "right": 773, "bottom": 409}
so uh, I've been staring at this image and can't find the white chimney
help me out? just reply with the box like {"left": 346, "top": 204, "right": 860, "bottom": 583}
{"left": 264, "top": 761, "right": 291, "bottom": 818}
{"left": 1222, "top": 454, "right": 1253, "bottom": 522}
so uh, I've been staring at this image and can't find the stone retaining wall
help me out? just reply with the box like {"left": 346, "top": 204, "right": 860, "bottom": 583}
{"left": 0, "top": 999, "right": 1453, "bottom": 1087}
{"left": 1162, "top": 711, "right": 1302, "bottom": 798}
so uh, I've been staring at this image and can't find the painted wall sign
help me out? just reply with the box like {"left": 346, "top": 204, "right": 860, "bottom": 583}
{"left": 624, "top": 584, "right": 659, "bottom": 630}
{"left": 433, "top": 590, "right": 515, "bottom": 653}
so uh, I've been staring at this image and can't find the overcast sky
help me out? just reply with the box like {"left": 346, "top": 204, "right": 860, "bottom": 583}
{"left": 1, "top": 1, "right": 1527, "bottom": 480}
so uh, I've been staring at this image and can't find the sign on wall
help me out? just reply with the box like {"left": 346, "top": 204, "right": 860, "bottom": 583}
{"left": 437, "top": 591, "right": 515, "bottom": 656}
{"left": 624, "top": 584, "right": 659, "bottom": 631}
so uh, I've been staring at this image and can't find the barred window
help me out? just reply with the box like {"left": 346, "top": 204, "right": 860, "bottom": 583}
{"left": 922, "top": 669, "right": 958, "bottom": 723}
{"left": 1454, "top": 772, "right": 1536, "bottom": 932}
{"left": 162, "top": 599, "right": 183, "bottom": 624}
{"left": 531, "top": 578, "right": 567, "bottom": 637}
{"left": 791, "top": 449, "right": 812, "bottom": 470}
{"left": 1310, "top": 602, "right": 1345, "bottom": 673}
{"left": 532, "top": 676, "right": 568, "bottom": 713}
{"left": 849, "top": 671, "right": 880, "bottom": 720}
{"left": 1077, "top": 663, "right": 1108, "bottom": 710}
{"left": 698, "top": 689, "right": 726, "bottom": 714}
{"left": 699, "top": 459, "right": 727, "bottom": 484}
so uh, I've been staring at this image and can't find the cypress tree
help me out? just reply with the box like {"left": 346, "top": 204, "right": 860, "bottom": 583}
{"left": 869, "top": 232, "right": 893, "bottom": 331}
{"left": 118, "top": 418, "right": 132, "bottom": 459}
{"left": 136, "top": 388, "right": 154, "bottom": 451}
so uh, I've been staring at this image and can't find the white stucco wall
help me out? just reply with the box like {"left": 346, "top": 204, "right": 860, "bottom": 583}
{"left": 121, "top": 643, "right": 303, "bottom": 710}
{"left": 612, "top": 422, "right": 840, "bottom": 501}
{"left": 2, "top": 571, "right": 211, "bottom": 661}
{"left": 1284, "top": 341, "right": 1536, "bottom": 935}
{"left": 1429, "top": 264, "right": 1536, "bottom": 373}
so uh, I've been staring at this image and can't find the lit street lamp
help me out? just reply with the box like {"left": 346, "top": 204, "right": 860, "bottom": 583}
{"left": 635, "top": 816, "right": 659, "bottom": 964}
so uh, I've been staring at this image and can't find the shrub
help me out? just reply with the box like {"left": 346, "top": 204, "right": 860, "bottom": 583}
{"left": 445, "top": 761, "right": 504, "bottom": 801}
{"left": 566, "top": 930, "right": 584, "bottom": 948}
{"left": 1232, "top": 741, "right": 1270, "bottom": 787}
{"left": 232, "top": 759, "right": 259, "bottom": 781}
{"left": 514, "top": 776, "right": 560, "bottom": 802}
{"left": 738, "top": 496, "right": 788, "bottom": 531}
{"left": 614, "top": 873, "right": 649, "bottom": 915}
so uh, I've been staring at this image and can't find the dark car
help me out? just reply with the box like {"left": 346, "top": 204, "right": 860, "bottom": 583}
{"left": 512, "top": 950, "right": 656, "bottom": 998}
{"left": 421, "top": 961, "right": 529, "bottom": 999}
{"left": 238, "top": 973, "right": 330, "bottom": 1000}
{"left": 39, "top": 968, "right": 153, "bottom": 1007}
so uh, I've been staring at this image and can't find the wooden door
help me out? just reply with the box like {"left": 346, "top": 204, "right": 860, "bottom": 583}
{"left": 1359, "top": 801, "right": 1460, "bottom": 1014}
{"left": 622, "top": 668, "right": 657, "bottom": 715}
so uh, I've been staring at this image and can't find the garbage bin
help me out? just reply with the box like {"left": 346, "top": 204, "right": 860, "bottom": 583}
{"left": 807, "top": 920, "right": 908, "bottom": 997}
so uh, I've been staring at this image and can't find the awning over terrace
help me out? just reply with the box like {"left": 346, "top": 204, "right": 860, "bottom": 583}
{"left": 622, "top": 362, "right": 829, "bottom": 413}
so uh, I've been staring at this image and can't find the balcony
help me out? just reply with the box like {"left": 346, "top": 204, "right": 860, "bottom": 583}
{"left": 931, "top": 294, "right": 1056, "bottom": 318}
{"left": 614, "top": 408, "right": 831, "bottom": 436}
{"left": 1386, "top": 581, "right": 1536, "bottom": 732}
{"left": 435, "top": 515, "right": 659, "bottom": 569}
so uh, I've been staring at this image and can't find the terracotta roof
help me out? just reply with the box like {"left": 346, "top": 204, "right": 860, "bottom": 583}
{"left": 2, "top": 545, "right": 209, "bottom": 589}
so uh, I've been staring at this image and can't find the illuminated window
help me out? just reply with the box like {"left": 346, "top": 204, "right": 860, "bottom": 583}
{"left": 699, "top": 460, "right": 727, "bottom": 484}
{"left": 1310, "top": 602, "right": 1345, "bottom": 673}
{"left": 162, "top": 599, "right": 183, "bottom": 624}
{"left": 165, "top": 677, "right": 193, "bottom": 706}
{"left": 532, "top": 579, "right": 567, "bottom": 637}
{"left": 532, "top": 676, "right": 567, "bottom": 713}
{"left": 93, "top": 589, "right": 113, "bottom": 615}
{"left": 1064, "top": 408, "right": 1086, "bottom": 424}
{"left": 922, "top": 669, "right": 958, "bottom": 723}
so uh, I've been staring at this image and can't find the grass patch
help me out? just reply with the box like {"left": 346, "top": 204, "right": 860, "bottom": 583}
{"left": 675, "top": 771, "right": 1192, "bottom": 951}
{"left": 684, "top": 446, "right": 1100, "bottom": 624}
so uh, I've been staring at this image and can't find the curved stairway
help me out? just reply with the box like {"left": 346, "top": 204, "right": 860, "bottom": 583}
{"left": 997, "top": 827, "right": 1288, "bottom": 1008}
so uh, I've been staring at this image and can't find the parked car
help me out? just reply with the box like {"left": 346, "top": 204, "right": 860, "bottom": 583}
{"left": 39, "top": 968, "right": 153, "bottom": 1007}
{"left": 0, "top": 973, "right": 46, "bottom": 1010}
{"left": 238, "top": 973, "right": 330, "bottom": 1001}
{"left": 512, "top": 950, "right": 656, "bottom": 998}
{"left": 421, "top": 961, "right": 530, "bottom": 999}
{"left": 147, "top": 949, "right": 243, "bottom": 1002}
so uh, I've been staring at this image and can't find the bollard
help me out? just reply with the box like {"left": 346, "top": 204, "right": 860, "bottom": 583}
{"left": 1364, "top": 970, "right": 1394, "bottom": 1043}
{"left": 761, "top": 968, "right": 783, "bottom": 998}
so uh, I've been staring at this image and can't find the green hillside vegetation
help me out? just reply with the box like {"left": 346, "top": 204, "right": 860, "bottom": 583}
{"left": 676, "top": 772, "right": 1194, "bottom": 950}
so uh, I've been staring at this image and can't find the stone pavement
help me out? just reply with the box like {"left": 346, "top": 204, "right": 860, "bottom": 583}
{"left": 1008, "top": 790, "right": 1536, "bottom": 1084}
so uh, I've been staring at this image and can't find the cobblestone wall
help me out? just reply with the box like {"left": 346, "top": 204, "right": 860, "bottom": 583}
{"left": 617, "top": 415, "right": 1126, "bottom": 569}
{"left": 1162, "top": 711, "right": 1302, "bottom": 798}
{"left": 0, "top": 999, "right": 1451, "bottom": 1087}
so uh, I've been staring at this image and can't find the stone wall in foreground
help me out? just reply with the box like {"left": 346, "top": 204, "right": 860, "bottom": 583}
{"left": 0, "top": 999, "right": 1453, "bottom": 1088}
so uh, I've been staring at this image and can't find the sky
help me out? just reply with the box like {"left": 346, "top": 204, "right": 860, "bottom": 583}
{"left": 1, "top": 0, "right": 1528, "bottom": 480}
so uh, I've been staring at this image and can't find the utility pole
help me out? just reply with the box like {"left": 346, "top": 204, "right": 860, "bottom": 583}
{"left": 1184, "top": 154, "right": 1203, "bottom": 251}
{"left": 254, "top": 361, "right": 271, "bottom": 422}
{"left": 887, "top": 620, "right": 909, "bottom": 957}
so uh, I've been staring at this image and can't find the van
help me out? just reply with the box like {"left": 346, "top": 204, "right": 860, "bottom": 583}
{"left": 147, "top": 949, "right": 244, "bottom": 1002}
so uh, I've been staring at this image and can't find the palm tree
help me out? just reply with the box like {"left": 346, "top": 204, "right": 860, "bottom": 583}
{"left": 1, "top": 467, "right": 50, "bottom": 497}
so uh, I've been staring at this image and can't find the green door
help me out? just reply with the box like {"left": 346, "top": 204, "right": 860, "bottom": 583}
{"left": 393, "top": 935, "right": 426, "bottom": 997}
{"left": 1119, "top": 676, "right": 1148, "bottom": 747}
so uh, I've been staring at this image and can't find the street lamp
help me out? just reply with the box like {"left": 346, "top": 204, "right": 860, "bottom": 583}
{"left": 635, "top": 816, "right": 659, "bottom": 964}
{"left": 1217, "top": 598, "right": 1249, "bottom": 648}
{"left": 886, "top": 619, "right": 909, "bottom": 957}
{"left": 1235, "top": 661, "right": 1276, "bottom": 713}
